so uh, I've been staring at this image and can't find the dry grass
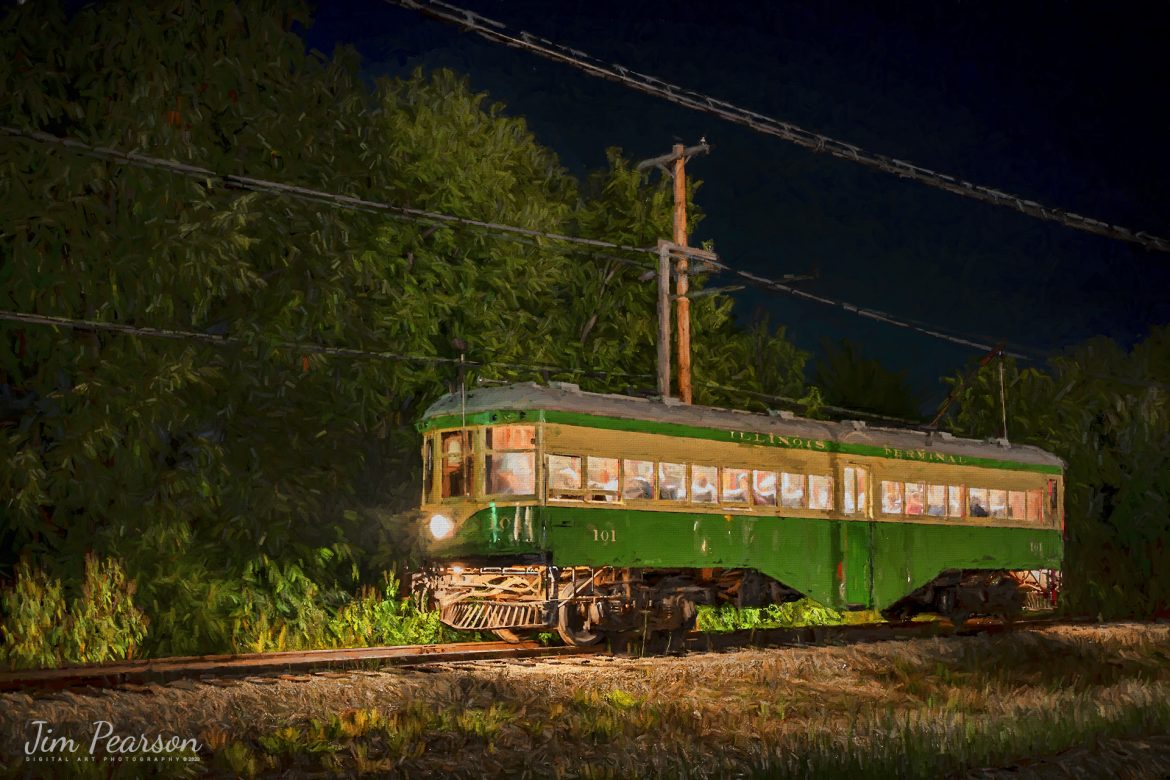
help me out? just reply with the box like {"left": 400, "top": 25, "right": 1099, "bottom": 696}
{"left": 2, "top": 622, "right": 1169, "bottom": 778}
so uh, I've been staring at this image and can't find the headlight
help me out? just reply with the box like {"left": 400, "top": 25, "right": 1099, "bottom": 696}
{"left": 428, "top": 514, "right": 454, "bottom": 540}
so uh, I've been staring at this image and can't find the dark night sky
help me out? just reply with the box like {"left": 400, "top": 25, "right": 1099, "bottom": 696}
{"left": 304, "top": 1, "right": 1170, "bottom": 405}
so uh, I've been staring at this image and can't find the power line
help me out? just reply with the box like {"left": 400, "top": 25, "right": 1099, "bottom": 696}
{"left": 3, "top": 308, "right": 946, "bottom": 425}
{"left": 0, "top": 309, "right": 645, "bottom": 381}
{"left": 390, "top": 0, "right": 1170, "bottom": 254}
{"left": 690, "top": 252, "right": 1036, "bottom": 359}
{"left": 0, "top": 125, "right": 656, "bottom": 260}
{"left": 2, "top": 126, "right": 1044, "bottom": 359}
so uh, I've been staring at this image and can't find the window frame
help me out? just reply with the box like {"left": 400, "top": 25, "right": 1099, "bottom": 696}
{"left": 482, "top": 424, "right": 538, "bottom": 499}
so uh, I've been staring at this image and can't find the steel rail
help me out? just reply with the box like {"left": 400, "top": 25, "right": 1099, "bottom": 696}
{"left": 0, "top": 640, "right": 599, "bottom": 693}
{"left": 0, "top": 615, "right": 1098, "bottom": 694}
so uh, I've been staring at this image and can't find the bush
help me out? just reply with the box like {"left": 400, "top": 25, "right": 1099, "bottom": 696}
{"left": 0, "top": 554, "right": 149, "bottom": 669}
{"left": 327, "top": 571, "right": 468, "bottom": 647}
{"left": 697, "top": 598, "right": 843, "bottom": 633}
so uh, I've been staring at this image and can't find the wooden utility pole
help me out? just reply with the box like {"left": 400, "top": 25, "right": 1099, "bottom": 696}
{"left": 656, "top": 241, "right": 672, "bottom": 399}
{"left": 637, "top": 140, "right": 709, "bottom": 404}
{"left": 671, "top": 144, "right": 692, "bottom": 404}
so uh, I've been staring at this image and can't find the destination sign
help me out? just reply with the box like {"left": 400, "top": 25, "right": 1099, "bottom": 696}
{"left": 729, "top": 430, "right": 970, "bottom": 465}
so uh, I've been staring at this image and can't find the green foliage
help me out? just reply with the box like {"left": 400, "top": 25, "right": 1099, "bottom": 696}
{"left": 0, "top": 554, "right": 148, "bottom": 669}
{"left": 697, "top": 598, "right": 843, "bottom": 633}
{"left": 0, "top": 0, "right": 809, "bottom": 661}
{"left": 325, "top": 571, "right": 467, "bottom": 647}
{"left": 945, "top": 328, "right": 1170, "bottom": 617}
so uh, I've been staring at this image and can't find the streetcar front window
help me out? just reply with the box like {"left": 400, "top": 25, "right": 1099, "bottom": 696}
{"left": 440, "top": 430, "right": 472, "bottom": 499}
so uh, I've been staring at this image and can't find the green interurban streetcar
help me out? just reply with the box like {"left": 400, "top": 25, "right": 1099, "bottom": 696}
{"left": 412, "top": 382, "right": 1064, "bottom": 645}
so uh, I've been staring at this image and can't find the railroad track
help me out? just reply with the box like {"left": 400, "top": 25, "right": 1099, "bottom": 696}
{"left": 0, "top": 640, "right": 600, "bottom": 693}
{"left": 0, "top": 614, "right": 1085, "bottom": 694}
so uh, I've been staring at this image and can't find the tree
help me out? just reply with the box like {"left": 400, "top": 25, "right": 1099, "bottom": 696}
{"left": 945, "top": 331, "right": 1170, "bottom": 617}
{"left": 0, "top": 1, "right": 814, "bottom": 655}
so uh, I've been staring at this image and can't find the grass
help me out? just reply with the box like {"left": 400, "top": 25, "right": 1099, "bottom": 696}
{"left": 4, "top": 623, "right": 1169, "bottom": 778}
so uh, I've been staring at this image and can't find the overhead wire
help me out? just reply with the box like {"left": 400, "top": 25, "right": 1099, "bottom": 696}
{"left": 0, "top": 309, "right": 647, "bottom": 381}
{"left": 2, "top": 125, "right": 1045, "bottom": 359}
{"left": 388, "top": 0, "right": 1170, "bottom": 254}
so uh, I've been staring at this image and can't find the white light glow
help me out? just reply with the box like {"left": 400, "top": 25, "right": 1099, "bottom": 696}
{"left": 428, "top": 514, "right": 454, "bottom": 540}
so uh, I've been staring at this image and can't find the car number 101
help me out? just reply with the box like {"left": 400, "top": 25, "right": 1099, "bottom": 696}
{"left": 592, "top": 528, "right": 617, "bottom": 544}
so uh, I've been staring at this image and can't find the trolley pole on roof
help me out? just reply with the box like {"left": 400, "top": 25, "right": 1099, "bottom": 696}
{"left": 637, "top": 140, "right": 710, "bottom": 404}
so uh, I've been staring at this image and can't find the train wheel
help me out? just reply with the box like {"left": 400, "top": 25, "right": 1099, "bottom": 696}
{"left": 556, "top": 588, "right": 602, "bottom": 646}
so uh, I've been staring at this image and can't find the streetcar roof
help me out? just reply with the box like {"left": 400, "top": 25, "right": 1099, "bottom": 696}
{"left": 420, "top": 382, "right": 1064, "bottom": 469}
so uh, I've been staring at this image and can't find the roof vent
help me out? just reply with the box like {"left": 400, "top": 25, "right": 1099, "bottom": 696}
{"left": 548, "top": 381, "right": 580, "bottom": 393}
{"left": 994, "top": 437, "right": 1011, "bottom": 448}
{"left": 849, "top": 420, "right": 867, "bottom": 430}
{"left": 661, "top": 396, "right": 683, "bottom": 406}
{"left": 777, "top": 410, "right": 795, "bottom": 420}
{"left": 938, "top": 431, "right": 954, "bottom": 440}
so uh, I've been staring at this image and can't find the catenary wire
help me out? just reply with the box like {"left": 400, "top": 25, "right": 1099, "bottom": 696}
{"left": 2, "top": 125, "right": 1042, "bottom": 358}
{"left": 0, "top": 309, "right": 646, "bottom": 380}
{"left": 388, "top": 0, "right": 1170, "bottom": 254}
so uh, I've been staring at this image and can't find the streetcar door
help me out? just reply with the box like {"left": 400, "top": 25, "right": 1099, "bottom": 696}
{"left": 840, "top": 465, "right": 873, "bottom": 608}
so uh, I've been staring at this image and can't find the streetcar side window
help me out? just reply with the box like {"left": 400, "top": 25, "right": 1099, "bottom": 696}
{"left": 484, "top": 425, "right": 536, "bottom": 497}
{"left": 721, "top": 468, "right": 752, "bottom": 504}
{"left": 547, "top": 454, "right": 583, "bottom": 501}
{"left": 881, "top": 480, "right": 903, "bottom": 514}
{"left": 926, "top": 484, "right": 946, "bottom": 516}
{"left": 1026, "top": 488, "right": 1043, "bottom": 522}
{"left": 948, "top": 485, "right": 963, "bottom": 517}
{"left": 1046, "top": 479, "right": 1059, "bottom": 523}
{"left": 808, "top": 474, "right": 834, "bottom": 510}
{"left": 968, "top": 487, "right": 989, "bottom": 518}
{"left": 587, "top": 456, "right": 620, "bottom": 502}
{"left": 989, "top": 489, "right": 1008, "bottom": 518}
{"left": 903, "top": 482, "right": 925, "bottom": 516}
{"left": 691, "top": 465, "right": 719, "bottom": 504}
{"left": 753, "top": 470, "right": 777, "bottom": 505}
{"left": 658, "top": 462, "right": 687, "bottom": 501}
{"left": 623, "top": 459, "right": 655, "bottom": 500}
{"left": 780, "top": 472, "right": 806, "bottom": 509}
{"left": 440, "top": 430, "right": 473, "bottom": 499}
{"left": 1008, "top": 490, "right": 1027, "bottom": 520}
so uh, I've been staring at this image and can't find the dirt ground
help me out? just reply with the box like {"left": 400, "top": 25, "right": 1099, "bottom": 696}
{"left": 3, "top": 622, "right": 1169, "bottom": 778}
